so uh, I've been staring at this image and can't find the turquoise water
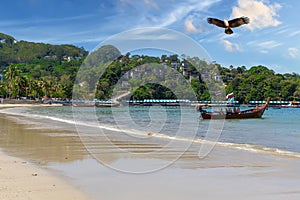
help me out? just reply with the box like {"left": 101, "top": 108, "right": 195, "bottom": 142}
{"left": 218, "top": 108, "right": 300, "bottom": 153}
{"left": 1, "top": 106, "right": 300, "bottom": 156}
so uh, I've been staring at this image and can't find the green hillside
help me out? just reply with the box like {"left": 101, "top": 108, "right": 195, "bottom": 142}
{"left": 0, "top": 33, "right": 88, "bottom": 66}
{"left": 0, "top": 33, "right": 299, "bottom": 103}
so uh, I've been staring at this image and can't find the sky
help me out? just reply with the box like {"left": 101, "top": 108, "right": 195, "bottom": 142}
{"left": 0, "top": 0, "right": 300, "bottom": 73}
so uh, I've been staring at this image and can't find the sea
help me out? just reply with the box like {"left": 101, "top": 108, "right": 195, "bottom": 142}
{"left": 0, "top": 105, "right": 300, "bottom": 158}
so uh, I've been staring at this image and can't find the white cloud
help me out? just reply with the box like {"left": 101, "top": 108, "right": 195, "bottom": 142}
{"left": 276, "top": 27, "right": 290, "bottom": 35}
{"left": 153, "top": 0, "right": 220, "bottom": 27}
{"left": 110, "top": 28, "right": 181, "bottom": 41}
{"left": 0, "top": 14, "right": 94, "bottom": 28}
{"left": 230, "top": 0, "right": 282, "bottom": 31}
{"left": 221, "top": 40, "right": 242, "bottom": 52}
{"left": 114, "top": 0, "right": 221, "bottom": 31}
{"left": 246, "top": 40, "right": 281, "bottom": 54}
{"left": 289, "top": 30, "right": 300, "bottom": 37}
{"left": 184, "top": 19, "right": 201, "bottom": 34}
{"left": 248, "top": 40, "right": 282, "bottom": 50}
{"left": 260, "top": 50, "right": 268, "bottom": 54}
{"left": 288, "top": 48, "right": 298, "bottom": 58}
{"left": 143, "top": 0, "right": 159, "bottom": 9}
{"left": 257, "top": 40, "right": 282, "bottom": 49}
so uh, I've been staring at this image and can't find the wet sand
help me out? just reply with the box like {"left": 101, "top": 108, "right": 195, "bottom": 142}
{"left": 0, "top": 106, "right": 300, "bottom": 200}
{"left": 0, "top": 107, "right": 89, "bottom": 200}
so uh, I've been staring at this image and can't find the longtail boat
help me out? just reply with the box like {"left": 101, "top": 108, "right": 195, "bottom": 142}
{"left": 281, "top": 101, "right": 300, "bottom": 108}
{"left": 199, "top": 97, "right": 270, "bottom": 120}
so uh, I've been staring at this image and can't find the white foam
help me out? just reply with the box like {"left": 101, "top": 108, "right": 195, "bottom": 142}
{"left": 214, "top": 141, "right": 300, "bottom": 158}
{"left": 1, "top": 107, "right": 300, "bottom": 158}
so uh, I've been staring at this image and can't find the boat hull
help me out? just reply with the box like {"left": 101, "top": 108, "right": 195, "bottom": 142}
{"left": 282, "top": 105, "right": 300, "bottom": 108}
{"left": 201, "top": 108, "right": 266, "bottom": 119}
{"left": 200, "top": 97, "right": 270, "bottom": 120}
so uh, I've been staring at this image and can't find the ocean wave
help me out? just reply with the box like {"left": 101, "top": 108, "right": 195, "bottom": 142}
{"left": 1, "top": 107, "right": 300, "bottom": 159}
{"left": 214, "top": 141, "right": 300, "bottom": 158}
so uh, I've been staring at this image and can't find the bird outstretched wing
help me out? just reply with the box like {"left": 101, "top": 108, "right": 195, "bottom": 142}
{"left": 228, "top": 17, "right": 250, "bottom": 28}
{"left": 207, "top": 18, "right": 226, "bottom": 28}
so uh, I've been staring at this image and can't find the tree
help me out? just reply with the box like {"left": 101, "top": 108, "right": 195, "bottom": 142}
{"left": 293, "top": 86, "right": 300, "bottom": 100}
{"left": 4, "top": 65, "right": 21, "bottom": 98}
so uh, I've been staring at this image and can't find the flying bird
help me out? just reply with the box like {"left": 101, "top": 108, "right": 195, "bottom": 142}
{"left": 207, "top": 16, "right": 250, "bottom": 34}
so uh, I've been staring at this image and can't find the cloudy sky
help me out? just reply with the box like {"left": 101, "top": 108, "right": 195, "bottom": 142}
{"left": 1, "top": 0, "right": 300, "bottom": 73}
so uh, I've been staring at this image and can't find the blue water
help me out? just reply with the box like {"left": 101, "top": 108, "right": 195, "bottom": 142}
{"left": 1, "top": 106, "right": 300, "bottom": 156}
{"left": 219, "top": 108, "right": 300, "bottom": 152}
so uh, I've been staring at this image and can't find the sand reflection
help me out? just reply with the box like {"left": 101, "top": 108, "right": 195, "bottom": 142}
{"left": 0, "top": 115, "right": 87, "bottom": 164}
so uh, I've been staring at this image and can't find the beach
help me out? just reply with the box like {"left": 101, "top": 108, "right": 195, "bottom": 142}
{"left": 0, "top": 104, "right": 89, "bottom": 200}
{"left": 0, "top": 105, "right": 300, "bottom": 200}
{"left": 1, "top": 1, "right": 300, "bottom": 199}
{"left": 0, "top": 150, "right": 89, "bottom": 200}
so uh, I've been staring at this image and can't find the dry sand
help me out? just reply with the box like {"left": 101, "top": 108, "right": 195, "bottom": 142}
{"left": 0, "top": 150, "right": 89, "bottom": 200}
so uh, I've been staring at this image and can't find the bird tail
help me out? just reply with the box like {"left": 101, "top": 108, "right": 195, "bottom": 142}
{"left": 225, "top": 28, "right": 233, "bottom": 34}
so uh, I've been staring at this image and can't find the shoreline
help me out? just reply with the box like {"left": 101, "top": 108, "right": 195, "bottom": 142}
{"left": 0, "top": 105, "right": 300, "bottom": 199}
{"left": 0, "top": 104, "right": 89, "bottom": 200}
{"left": 0, "top": 103, "right": 63, "bottom": 108}
{"left": 2, "top": 103, "right": 298, "bottom": 159}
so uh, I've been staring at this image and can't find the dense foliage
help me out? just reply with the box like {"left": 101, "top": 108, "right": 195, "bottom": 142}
{"left": 0, "top": 33, "right": 88, "bottom": 66}
{"left": 219, "top": 65, "right": 300, "bottom": 103}
{"left": 0, "top": 33, "right": 299, "bottom": 104}
{"left": 0, "top": 33, "right": 88, "bottom": 99}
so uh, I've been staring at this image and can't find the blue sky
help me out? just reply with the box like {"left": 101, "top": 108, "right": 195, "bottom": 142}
{"left": 1, "top": 0, "right": 300, "bottom": 73}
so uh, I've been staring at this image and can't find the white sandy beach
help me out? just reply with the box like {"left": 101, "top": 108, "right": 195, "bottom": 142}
{"left": 0, "top": 150, "right": 89, "bottom": 200}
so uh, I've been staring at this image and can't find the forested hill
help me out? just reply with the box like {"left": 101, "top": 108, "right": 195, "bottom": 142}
{"left": 0, "top": 32, "right": 88, "bottom": 66}
{"left": 0, "top": 33, "right": 299, "bottom": 103}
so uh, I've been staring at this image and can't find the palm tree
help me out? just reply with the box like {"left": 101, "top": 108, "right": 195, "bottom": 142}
{"left": 37, "top": 80, "right": 46, "bottom": 99}
{"left": 14, "top": 75, "right": 28, "bottom": 98}
{"left": 4, "top": 65, "right": 21, "bottom": 98}
{"left": 0, "top": 81, "right": 7, "bottom": 97}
